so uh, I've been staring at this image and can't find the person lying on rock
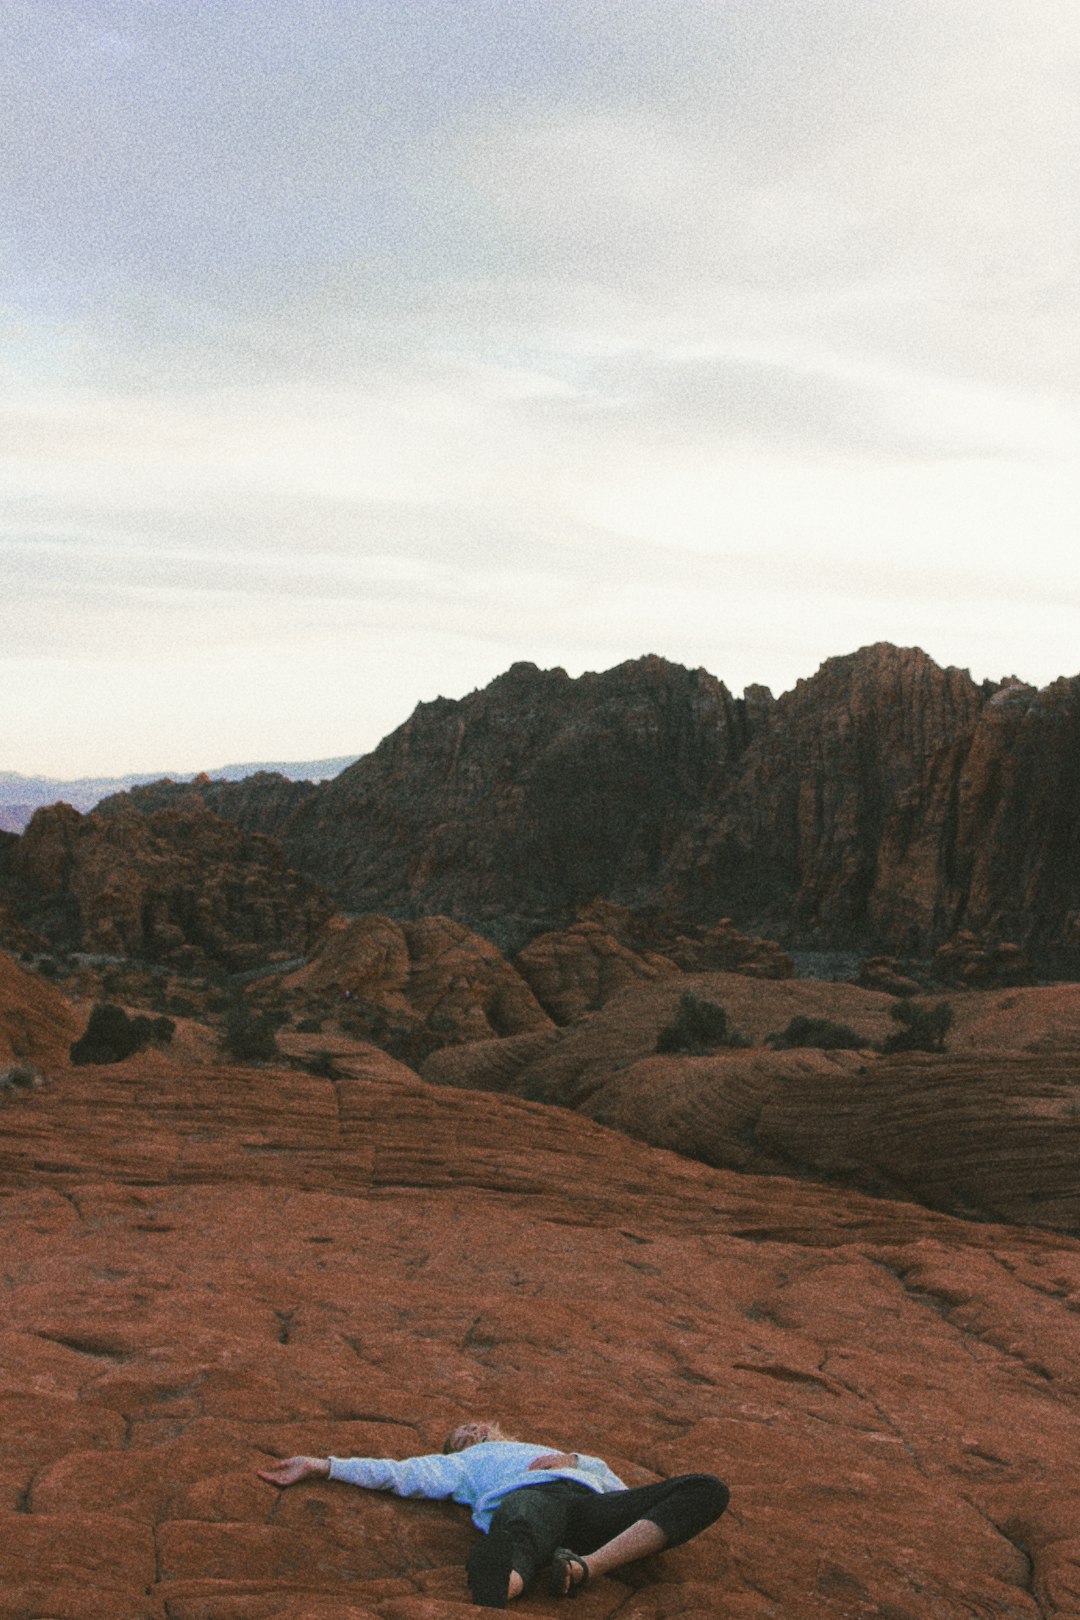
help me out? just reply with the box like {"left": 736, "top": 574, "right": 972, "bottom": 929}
{"left": 258, "top": 1417, "right": 729, "bottom": 1608}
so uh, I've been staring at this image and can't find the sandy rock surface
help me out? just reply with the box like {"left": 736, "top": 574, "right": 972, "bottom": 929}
{"left": 3, "top": 1030, "right": 1080, "bottom": 1618}
{"left": 514, "top": 921, "right": 678, "bottom": 1023}
{"left": 284, "top": 915, "right": 552, "bottom": 1048}
{"left": 424, "top": 975, "right": 1080, "bottom": 1230}
{"left": 0, "top": 949, "right": 82, "bottom": 1068}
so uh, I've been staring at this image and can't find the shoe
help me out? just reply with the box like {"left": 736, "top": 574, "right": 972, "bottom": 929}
{"left": 467, "top": 1528, "right": 514, "bottom": 1608}
{"left": 549, "top": 1547, "right": 590, "bottom": 1598}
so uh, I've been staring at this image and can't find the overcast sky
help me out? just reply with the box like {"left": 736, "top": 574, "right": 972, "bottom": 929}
{"left": 3, "top": 0, "right": 1079, "bottom": 775}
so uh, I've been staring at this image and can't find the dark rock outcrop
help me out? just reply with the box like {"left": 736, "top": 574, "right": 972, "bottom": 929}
{"left": 5, "top": 801, "right": 333, "bottom": 972}
{"left": 83, "top": 645, "right": 1080, "bottom": 960}
{"left": 96, "top": 770, "right": 320, "bottom": 841}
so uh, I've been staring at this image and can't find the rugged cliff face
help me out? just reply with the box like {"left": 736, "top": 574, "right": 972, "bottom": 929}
{"left": 78, "top": 644, "right": 1080, "bottom": 959}
{"left": 6, "top": 800, "right": 333, "bottom": 972}
{"left": 280, "top": 656, "right": 760, "bottom": 944}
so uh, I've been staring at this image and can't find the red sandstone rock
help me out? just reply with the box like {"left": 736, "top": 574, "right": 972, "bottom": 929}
{"left": 425, "top": 973, "right": 1080, "bottom": 1231}
{"left": 2, "top": 1046, "right": 1080, "bottom": 1615}
{"left": 7, "top": 801, "right": 333, "bottom": 972}
{"left": 855, "top": 955, "right": 922, "bottom": 996}
{"left": 283, "top": 914, "right": 552, "bottom": 1049}
{"left": 81, "top": 647, "right": 1080, "bottom": 964}
{"left": 0, "top": 948, "right": 82, "bottom": 1068}
{"left": 932, "top": 931, "right": 1030, "bottom": 987}
{"left": 515, "top": 920, "right": 677, "bottom": 1023}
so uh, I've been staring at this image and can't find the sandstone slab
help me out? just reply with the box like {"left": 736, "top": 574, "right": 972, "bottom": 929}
{"left": 2, "top": 1043, "right": 1080, "bottom": 1615}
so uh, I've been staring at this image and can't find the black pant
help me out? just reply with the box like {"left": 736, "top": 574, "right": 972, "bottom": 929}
{"left": 487, "top": 1474, "right": 729, "bottom": 1591}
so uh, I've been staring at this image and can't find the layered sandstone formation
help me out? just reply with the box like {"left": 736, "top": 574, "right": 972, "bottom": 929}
{"left": 0, "top": 948, "right": 82, "bottom": 1068}
{"left": 89, "top": 644, "right": 1080, "bottom": 962}
{"left": 423, "top": 973, "right": 1080, "bottom": 1233}
{"left": 2, "top": 1022, "right": 1080, "bottom": 1616}
{"left": 514, "top": 909, "right": 793, "bottom": 1026}
{"left": 2, "top": 801, "right": 333, "bottom": 973}
{"left": 281, "top": 914, "right": 553, "bottom": 1048}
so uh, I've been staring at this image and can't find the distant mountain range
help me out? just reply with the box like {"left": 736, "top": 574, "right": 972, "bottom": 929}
{"left": 0, "top": 755, "right": 359, "bottom": 833}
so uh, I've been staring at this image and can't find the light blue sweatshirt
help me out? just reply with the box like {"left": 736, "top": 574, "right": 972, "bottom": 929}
{"left": 328, "top": 1440, "right": 627, "bottom": 1532}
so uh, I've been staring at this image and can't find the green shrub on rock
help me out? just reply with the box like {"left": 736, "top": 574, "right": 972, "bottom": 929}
{"left": 70, "top": 1003, "right": 173, "bottom": 1066}
{"left": 767, "top": 1016, "right": 864, "bottom": 1050}
{"left": 881, "top": 998, "right": 954, "bottom": 1054}
{"left": 656, "top": 991, "right": 751, "bottom": 1055}
{"left": 223, "top": 1001, "right": 279, "bottom": 1063}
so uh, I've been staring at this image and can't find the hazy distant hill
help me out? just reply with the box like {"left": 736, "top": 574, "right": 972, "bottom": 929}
{"left": 0, "top": 755, "right": 358, "bottom": 833}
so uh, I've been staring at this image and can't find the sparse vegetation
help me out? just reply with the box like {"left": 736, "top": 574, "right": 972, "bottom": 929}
{"left": 656, "top": 991, "right": 750, "bottom": 1055}
{"left": 222, "top": 1000, "right": 279, "bottom": 1063}
{"left": 70, "top": 1003, "right": 175, "bottom": 1065}
{"left": 880, "top": 998, "right": 954, "bottom": 1054}
{"left": 767, "top": 1016, "right": 864, "bottom": 1050}
{"left": 0, "top": 1064, "right": 38, "bottom": 1090}
{"left": 306, "top": 1049, "right": 340, "bottom": 1079}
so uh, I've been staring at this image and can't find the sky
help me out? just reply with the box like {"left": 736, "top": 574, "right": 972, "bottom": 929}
{"left": 3, "top": 0, "right": 1079, "bottom": 776}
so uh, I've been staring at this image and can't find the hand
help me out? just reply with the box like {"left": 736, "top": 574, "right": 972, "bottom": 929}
{"left": 258, "top": 1455, "right": 329, "bottom": 1487}
{"left": 528, "top": 1451, "right": 578, "bottom": 1471}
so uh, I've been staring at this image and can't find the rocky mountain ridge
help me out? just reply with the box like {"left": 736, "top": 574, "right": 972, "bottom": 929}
{"left": 86, "top": 643, "right": 1080, "bottom": 964}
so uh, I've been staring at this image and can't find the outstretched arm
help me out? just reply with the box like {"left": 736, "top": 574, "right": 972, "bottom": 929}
{"left": 258, "top": 1455, "right": 330, "bottom": 1487}
{"left": 260, "top": 1450, "right": 466, "bottom": 1499}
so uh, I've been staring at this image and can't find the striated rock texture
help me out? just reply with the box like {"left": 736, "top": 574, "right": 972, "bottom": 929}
{"left": 282, "top": 913, "right": 553, "bottom": 1049}
{"left": 277, "top": 656, "right": 754, "bottom": 946}
{"left": 0, "top": 948, "right": 82, "bottom": 1067}
{"left": 82, "top": 644, "right": 1080, "bottom": 959}
{"left": 423, "top": 973, "right": 1080, "bottom": 1234}
{"left": 4, "top": 801, "right": 333, "bottom": 972}
{"left": 3, "top": 1039, "right": 1080, "bottom": 1616}
{"left": 515, "top": 907, "right": 793, "bottom": 1026}
{"left": 514, "top": 920, "right": 679, "bottom": 1024}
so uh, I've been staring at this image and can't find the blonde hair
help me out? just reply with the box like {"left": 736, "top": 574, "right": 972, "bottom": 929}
{"left": 442, "top": 1419, "right": 516, "bottom": 1454}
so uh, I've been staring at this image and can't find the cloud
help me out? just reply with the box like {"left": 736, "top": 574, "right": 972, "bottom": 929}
{"left": 2, "top": 1, "right": 1080, "bottom": 771}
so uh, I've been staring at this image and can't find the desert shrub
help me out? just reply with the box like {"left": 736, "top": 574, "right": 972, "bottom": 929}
{"left": 306, "top": 1049, "right": 340, "bottom": 1078}
{"left": 767, "top": 1016, "right": 864, "bottom": 1050}
{"left": 223, "top": 1001, "right": 279, "bottom": 1062}
{"left": 70, "top": 1003, "right": 153, "bottom": 1065}
{"left": 880, "top": 998, "right": 954, "bottom": 1054}
{"left": 656, "top": 991, "right": 750, "bottom": 1054}
{"left": 0, "top": 1065, "right": 38, "bottom": 1090}
{"left": 296, "top": 1016, "right": 323, "bottom": 1034}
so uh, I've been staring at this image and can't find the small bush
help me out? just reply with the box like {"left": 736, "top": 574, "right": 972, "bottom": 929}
{"left": 767, "top": 1016, "right": 865, "bottom": 1050}
{"left": 306, "top": 1049, "right": 340, "bottom": 1079}
{"left": 0, "top": 1064, "right": 38, "bottom": 1090}
{"left": 223, "top": 1002, "right": 279, "bottom": 1063}
{"left": 296, "top": 1016, "right": 323, "bottom": 1034}
{"left": 656, "top": 991, "right": 750, "bottom": 1055}
{"left": 149, "top": 1015, "right": 176, "bottom": 1046}
{"left": 70, "top": 1003, "right": 155, "bottom": 1065}
{"left": 880, "top": 998, "right": 954, "bottom": 1054}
